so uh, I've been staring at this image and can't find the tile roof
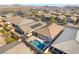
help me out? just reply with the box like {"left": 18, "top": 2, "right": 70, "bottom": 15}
{"left": 51, "top": 28, "right": 79, "bottom": 54}
{"left": 35, "top": 23, "right": 64, "bottom": 39}
{"left": 20, "top": 21, "right": 46, "bottom": 33}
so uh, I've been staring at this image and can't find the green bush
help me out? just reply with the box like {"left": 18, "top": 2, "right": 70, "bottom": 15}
{"left": 12, "top": 34, "right": 18, "bottom": 40}
{"left": 49, "top": 16, "right": 57, "bottom": 23}
{"left": 5, "top": 38, "right": 16, "bottom": 44}
{"left": 61, "top": 18, "right": 66, "bottom": 25}
{"left": 4, "top": 24, "right": 8, "bottom": 29}
{"left": 0, "top": 29, "right": 6, "bottom": 33}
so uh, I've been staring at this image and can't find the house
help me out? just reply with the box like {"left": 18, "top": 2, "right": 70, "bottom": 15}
{"left": 55, "top": 15, "right": 66, "bottom": 23}
{"left": 0, "top": 27, "right": 6, "bottom": 47}
{"left": 12, "top": 20, "right": 46, "bottom": 43}
{"left": 66, "top": 15, "right": 77, "bottom": 24}
{"left": 25, "top": 23, "right": 64, "bottom": 53}
{"left": 4, "top": 14, "right": 14, "bottom": 18}
{"left": 21, "top": 21, "right": 46, "bottom": 33}
{"left": 75, "top": 15, "right": 79, "bottom": 24}
{"left": 4, "top": 22, "right": 15, "bottom": 32}
{"left": 41, "top": 14, "right": 52, "bottom": 23}
{"left": 3, "top": 16, "right": 23, "bottom": 23}
{"left": 4, "top": 16, "right": 38, "bottom": 35}
{"left": 33, "top": 23, "right": 64, "bottom": 41}
{"left": 49, "top": 28, "right": 79, "bottom": 54}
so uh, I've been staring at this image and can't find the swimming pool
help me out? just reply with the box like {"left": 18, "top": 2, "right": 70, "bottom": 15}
{"left": 30, "top": 40, "right": 45, "bottom": 50}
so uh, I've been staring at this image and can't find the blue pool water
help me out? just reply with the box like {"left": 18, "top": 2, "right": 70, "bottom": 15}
{"left": 31, "top": 40, "right": 41, "bottom": 47}
{"left": 30, "top": 40, "right": 45, "bottom": 50}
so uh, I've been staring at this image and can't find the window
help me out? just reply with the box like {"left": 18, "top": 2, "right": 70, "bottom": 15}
{"left": 33, "top": 32, "right": 38, "bottom": 36}
{"left": 53, "top": 48, "right": 64, "bottom": 54}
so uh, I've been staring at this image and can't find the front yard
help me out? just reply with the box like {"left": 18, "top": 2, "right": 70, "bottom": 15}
{"left": 0, "top": 27, "right": 19, "bottom": 47}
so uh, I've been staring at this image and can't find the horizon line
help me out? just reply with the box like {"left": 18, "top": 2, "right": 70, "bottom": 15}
{"left": 0, "top": 4, "right": 79, "bottom": 6}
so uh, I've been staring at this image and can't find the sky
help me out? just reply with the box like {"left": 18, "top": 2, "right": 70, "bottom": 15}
{"left": 1, "top": 4, "right": 79, "bottom": 7}
{"left": 0, "top": 3, "right": 79, "bottom": 6}
{"left": 21, "top": 4, "right": 79, "bottom": 6}
{"left": 0, "top": 0, "right": 79, "bottom": 5}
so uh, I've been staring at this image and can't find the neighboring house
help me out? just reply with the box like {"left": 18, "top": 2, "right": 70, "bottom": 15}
{"left": 4, "top": 17, "right": 37, "bottom": 35}
{"left": 0, "top": 17, "right": 37, "bottom": 54}
{"left": 21, "top": 21, "right": 46, "bottom": 33}
{"left": 0, "top": 27, "right": 8, "bottom": 47}
{"left": 12, "top": 20, "right": 47, "bottom": 50}
{"left": 49, "top": 28, "right": 79, "bottom": 54}
{"left": 41, "top": 14, "right": 51, "bottom": 23}
{"left": 6, "top": 14, "right": 14, "bottom": 18}
{"left": 4, "top": 22, "right": 15, "bottom": 32}
{"left": 3, "top": 16, "right": 23, "bottom": 23}
{"left": 66, "top": 15, "right": 77, "bottom": 24}
{"left": 0, "top": 19, "right": 15, "bottom": 32}
{"left": 0, "top": 20, "right": 20, "bottom": 47}
{"left": 55, "top": 15, "right": 66, "bottom": 23}
{"left": 75, "top": 16, "right": 79, "bottom": 24}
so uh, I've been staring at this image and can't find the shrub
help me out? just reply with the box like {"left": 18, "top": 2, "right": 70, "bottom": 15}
{"left": 0, "top": 29, "right": 6, "bottom": 33}
{"left": 5, "top": 38, "right": 16, "bottom": 44}
{"left": 49, "top": 16, "right": 57, "bottom": 23}
{"left": 4, "top": 24, "right": 8, "bottom": 29}
{"left": 61, "top": 18, "right": 66, "bottom": 25}
{"left": 12, "top": 34, "right": 18, "bottom": 40}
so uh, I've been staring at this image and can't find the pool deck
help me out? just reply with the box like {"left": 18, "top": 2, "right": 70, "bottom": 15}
{"left": 27, "top": 36, "right": 44, "bottom": 43}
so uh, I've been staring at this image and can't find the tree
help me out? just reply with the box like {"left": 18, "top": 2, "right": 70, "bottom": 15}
{"left": 49, "top": 16, "right": 57, "bottom": 23}
{"left": 61, "top": 18, "right": 66, "bottom": 25}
